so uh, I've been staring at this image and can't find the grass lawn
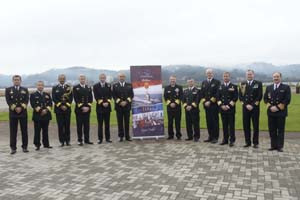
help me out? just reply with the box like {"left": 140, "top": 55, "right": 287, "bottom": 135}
{"left": 0, "top": 93, "right": 299, "bottom": 132}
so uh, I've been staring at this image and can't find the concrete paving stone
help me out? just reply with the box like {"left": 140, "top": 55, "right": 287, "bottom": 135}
{"left": 0, "top": 122, "right": 299, "bottom": 199}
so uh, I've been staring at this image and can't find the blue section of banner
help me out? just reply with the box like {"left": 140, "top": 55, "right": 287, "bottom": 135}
{"left": 132, "top": 103, "right": 163, "bottom": 114}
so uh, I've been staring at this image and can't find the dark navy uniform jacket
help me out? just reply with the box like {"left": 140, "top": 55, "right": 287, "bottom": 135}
{"left": 264, "top": 83, "right": 291, "bottom": 117}
{"left": 164, "top": 84, "right": 183, "bottom": 112}
{"left": 30, "top": 91, "right": 52, "bottom": 121}
{"left": 5, "top": 86, "right": 29, "bottom": 118}
{"left": 217, "top": 83, "right": 238, "bottom": 114}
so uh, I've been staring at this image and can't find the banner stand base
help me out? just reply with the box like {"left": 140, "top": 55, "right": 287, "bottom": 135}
{"left": 132, "top": 136, "right": 165, "bottom": 141}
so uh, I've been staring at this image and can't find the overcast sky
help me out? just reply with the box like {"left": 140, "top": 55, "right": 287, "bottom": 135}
{"left": 0, "top": 0, "right": 300, "bottom": 75}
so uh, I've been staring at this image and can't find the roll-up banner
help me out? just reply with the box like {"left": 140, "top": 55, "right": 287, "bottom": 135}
{"left": 130, "top": 65, "right": 165, "bottom": 139}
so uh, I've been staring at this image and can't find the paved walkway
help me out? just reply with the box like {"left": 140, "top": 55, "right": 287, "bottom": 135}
{"left": 0, "top": 122, "right": 300, "bottom": 200}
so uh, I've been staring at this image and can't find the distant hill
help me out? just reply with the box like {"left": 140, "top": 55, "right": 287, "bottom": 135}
{"left": 23, "top": 66, "right": 118, "bottom": 86}
{"left": 0, "top": 63, "right": 299, "bottom": 87}
{"left": 230, "top": 62, "right": 300, "bottom": 79}
{"left": 0, "top": 67, "right": 120, "bottom": 87}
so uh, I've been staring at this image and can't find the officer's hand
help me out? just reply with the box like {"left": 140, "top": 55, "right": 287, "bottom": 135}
{"left": 170, "top": 103, "right": 176, "bottom": 108}
{"left": 204, "top": 101, "right": 211, "bottom": 107}
{"left": 270, "top": 106, "right": 279, "bottom": 112}
{"left": 41, "top": 109, "right": 48, "bottom": 116}
{"left": 221, "top": 105, "right": 227, "bottom": 111}
{"left": 186, "top": 105, "right": 192, "bottom": 111}
{"left": 121, "top": 101, "right": 127, "bottom": 107}
{"left": 103, "top": 102, "right": 109, "bottom": 107}
{"left": 246, "top": 104, "right": 253, "bottom": 111}
{"left": 15, "top": 107, "right": 22, "bottom": 113}
{"left": 82, "top": 107, "right": 90, "bottom": 112}
{"left": 61, "top": 105, "right": 67, "bottom": 111}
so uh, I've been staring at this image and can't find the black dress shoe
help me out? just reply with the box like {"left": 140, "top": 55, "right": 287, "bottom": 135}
{"left": 185, "top": 138, "right": 193, "bottom": 141}
{"left": 126, "top": 138, "right": 132, "bottom": 141}
{"left": 167, "top": 137, "right": 174, "bottom": 140}
{"left": 10, "top": 150, "right": 16, "bottom": 155}
{"left": 35, "top": 146, "right": 40, "bottom": 151}
{"left": 204, "top": 139, "right": 211, "bottom": 142}
{"left": 78, "top": 142, "right": 83, "bottom": 146}
{"left": 106, "top": 140, "right": 112, "bottom": 143}
{"left": 85, "top": 141, "right": 94, "bottom": 145}
{"left": 268, "top": 147, "right": 277, "bottom": 151}
{"left": 119, "top": 138, "right": 124, "bottom": 142}
{"left": 66, "top": 143, "right": 71, "bottom": 146}
{"left": 176, "top": 137, "right": 182, "bottom": 140}
{"left": 44, "top": 146, "right": 53, "bottom": 149}
{"left": 219, "top": 142, "right": 228, "bottom": 145}
{"left": 243, "top": 144, "right": 251, "bottom": 148}
{"left": 253, "top": 144, "right": 258, "bottom": 149}
{"left": 98, "top": 140, "right": 102, "bottom": 144}
{"left": 277, "top": 148, "right": 283, "bottom": 152}
{"left": 229, "top": 143, "right": 234, "bottom": 147}
{"left": 211, "top": 139, "right": 218, "bottom": 144}
{"left": 23, "top": 148, "right": 29, "bottom": 153}
{"left": 60, "top": 143, "right": 65, "bottom": 147}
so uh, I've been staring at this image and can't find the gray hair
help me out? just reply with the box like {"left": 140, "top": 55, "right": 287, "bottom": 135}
{"left": 206, "top": 68, "right": 213, "bottom": 74}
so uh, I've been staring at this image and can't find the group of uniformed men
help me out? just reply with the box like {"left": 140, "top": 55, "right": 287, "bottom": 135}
{"left": 5, "top": 73, "right": 133, "bottom": 154}
{"left": 163, "top": 69, "right": 291, "bottom": 152}
{"left": 5, "top": 69, "right": 291, "bottom": 154}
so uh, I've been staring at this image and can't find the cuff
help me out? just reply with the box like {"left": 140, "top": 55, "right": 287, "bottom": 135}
{"left": 229, "top": 101, "right": 235, "bottom": 107}
{"left": 21, "top": 103, "right": 27, "bottom": 109}
{"left": 166, "top": 100, "right": 171, "bottom": 105}
{"left": 175, "top": 99, "right": 181, "bottom": 104}
{"left": 210, "top": 97, "right": 216, "bottom": 103}
{"left": 97, "top": 99, "right": 103, "bottom": 105}
{"left": 10, "top": 104, "right": 16, "bottom": 111}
